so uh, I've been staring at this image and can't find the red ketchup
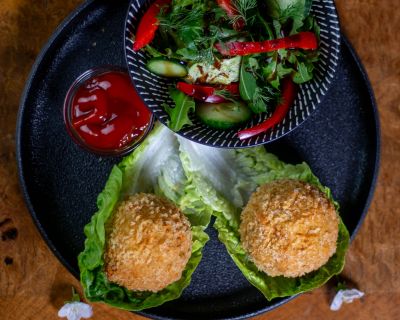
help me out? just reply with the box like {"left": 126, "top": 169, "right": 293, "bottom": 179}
{"left": 69, "top": 71, "right": 151, "bottom": 151}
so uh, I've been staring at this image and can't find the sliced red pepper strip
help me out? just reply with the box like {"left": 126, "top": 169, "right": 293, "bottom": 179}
{"left": 176, "top": 82, "right": 239, "bottom": 103}
{"left": 215, "top": 32, "right": 318, "bottom": 56}
{"left": 133, "top": 0, "right": 171, "bottom": 51}
{"left": 238, "top": 78, "right": 297, "bottom": 140}
{"left": 216, "top": 0, "right": 245, "bottom": 30}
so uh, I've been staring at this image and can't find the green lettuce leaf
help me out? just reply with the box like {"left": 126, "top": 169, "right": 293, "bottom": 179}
{"left": 78, "top": 124, "right": 212, "bottom": 310}
{"left": 178, "top": 140, "right": 350, "bottom": 300}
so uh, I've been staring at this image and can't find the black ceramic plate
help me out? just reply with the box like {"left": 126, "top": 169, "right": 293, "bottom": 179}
{"left": 16, "top": 0, "right": 379, "bottom": 319}
{"left": 125, "top": 0, "right": 341, "bottom": 147}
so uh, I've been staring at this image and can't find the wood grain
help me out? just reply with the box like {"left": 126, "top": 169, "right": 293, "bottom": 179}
{"left": 0, "top": 0, "right": 399, "bottom": 319}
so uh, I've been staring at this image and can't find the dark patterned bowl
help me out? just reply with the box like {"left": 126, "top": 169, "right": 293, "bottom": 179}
{"left": 124, "top": 0, "right": 341, "bottom": 148}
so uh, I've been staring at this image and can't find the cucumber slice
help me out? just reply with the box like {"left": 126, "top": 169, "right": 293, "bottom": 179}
{"left": 196, "top": 101, "right": 252, "bottom": 130}
{"left": 146, "top": 57, "right": 188, "bottom": 78}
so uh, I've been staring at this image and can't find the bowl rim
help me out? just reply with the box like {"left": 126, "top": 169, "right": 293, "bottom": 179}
{"left": 124, "top": 0, "right": 342, "bottom": 149}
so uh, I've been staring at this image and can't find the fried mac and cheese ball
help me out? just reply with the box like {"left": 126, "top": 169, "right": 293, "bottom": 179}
{"left": 239, "top": 180, "right": 339, "bottom": 277}
{"left": 104, "top": 193, "right": 192, "bottom": 292}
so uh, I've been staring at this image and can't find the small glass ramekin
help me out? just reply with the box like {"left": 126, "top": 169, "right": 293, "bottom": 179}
{"left": 63, "top": 66, "right": 154, "bottom": 156}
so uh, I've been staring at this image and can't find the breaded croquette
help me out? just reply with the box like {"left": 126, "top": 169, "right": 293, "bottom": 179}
{"left": 239, "top": 180, "right": 339, "bottom": 277}
{"left": 104, "top": 193, "right": 192, "bottom": 292}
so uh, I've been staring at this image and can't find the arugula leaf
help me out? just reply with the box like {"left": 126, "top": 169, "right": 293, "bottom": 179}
{"left": 270, "top": 78, "right": 280, "bottom": 89}
{"left": 255, "top": 12, "right": 275, "bottom": 40}
{"left": 287, "top": 51, "right": 298, "bottom": 64}
{"left": 163, "top": 87, "right": 195, "bottom": 131}
{"left": 302, "top": 15, "right": 320, "bottom": 37}
{"left": 303, "top": 0, "right": 312, "bottom": 16}
{"left": 277, "top": 48, "right": 288, "bottom": 59}
{"left": 145, "top": 46, "right": 186, "bottom": 61}
{"left": 293, "top": 62, "right": 313, "bottom": 84}
{"left": 262, "top": 59, "right": 277, "bottom": 78}
{"left": 176, "top": 47, "right": 199, "bottom": 60}
{"left": 145, "top": 45, "right": 163, "bottom": 58}
{"left": 240, "top": 56, "right": 278, "bottom": 113}
{"left": 239, "top": 56, "right": 258, "bottom": 102}
{"left": 272, "top": 19, "right": 282, "bottom": 37}
{"left": 290, "top": 16, "right": 305, "bottom": 35}
{"left": 266, "top": 0, "right": 312, "bottom": 20}
{"left": 239, "top": 56, "right": 263, "bottom": 113}
{"left": 265, "top": 0, "right": 313, "bottom": 35}
{"left": 277, "top": 63, "right": 294, "bottom": 78}
{"left": 247, "top": 56, "right": 259, "bottom": 69}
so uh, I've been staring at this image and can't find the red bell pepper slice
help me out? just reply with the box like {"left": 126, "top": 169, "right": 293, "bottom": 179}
{"left": 238, "top": 78, "right": 297, "bottom": 140}
{"left": 176, "top": 82, "right": 239, "bottom": 103}
{"left": 215, "top": 32, "right": 318, "bottom": 56}
{"left": 133, "top": 0, "right": 171, "bottom": 51}
{"left": 216, "top": 0, "right": 245, "bottom": 30}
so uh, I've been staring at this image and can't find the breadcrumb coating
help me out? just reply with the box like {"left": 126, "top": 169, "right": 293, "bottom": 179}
{"left": 104, "top": 193, "right": 192, "bottom": 292}
{"left": 239, "top": 180, "right": 339, "bottom": 277}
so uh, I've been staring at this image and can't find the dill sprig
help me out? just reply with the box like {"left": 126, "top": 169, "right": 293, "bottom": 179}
{"left": 157, "top": 1, "right": 217, "bottom": 63}
{"left": 214, "top": 89, "right": 240, "bottom": 104}
{"left": 253, "top": 86, "right": 277, "bottom": 105}
{"left": 194, "top": 47, "right": 215, "bottom": 64}
{"left": 158, "top": 5, "right": 204, "bottom": 33}
{"left": 251, "top": 85, "right": 280, "bottom": 113}
{"left": 231, "top": 0, "right": 257, "bottom": 25}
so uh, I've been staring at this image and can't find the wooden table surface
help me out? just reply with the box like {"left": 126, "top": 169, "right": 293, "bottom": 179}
{"left": 0, "top": 0, "right": 399, "bottom": 319}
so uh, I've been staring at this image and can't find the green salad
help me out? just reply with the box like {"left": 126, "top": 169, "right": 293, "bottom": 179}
{"left": 132, "top": 0, "right": 320, "bottom": 139}
{"left": 78, "top": 123, "right": 349, "bottom": 310}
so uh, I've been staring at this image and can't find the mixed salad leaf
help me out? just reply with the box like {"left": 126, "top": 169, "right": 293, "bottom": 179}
{"left": 134, "top": 0, "right": 321, "bottom": 138}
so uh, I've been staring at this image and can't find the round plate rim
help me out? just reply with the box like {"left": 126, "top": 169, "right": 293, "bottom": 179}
{"left": 15, "top": 0, "right": 380, "bottom": 318}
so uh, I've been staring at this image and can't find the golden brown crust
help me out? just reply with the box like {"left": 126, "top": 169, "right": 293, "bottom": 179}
{"left": 104, "top": 193, "right": 192, "bottom": 292}
{"left": 239, "top": 180, "right": 339, "bottom": 277}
